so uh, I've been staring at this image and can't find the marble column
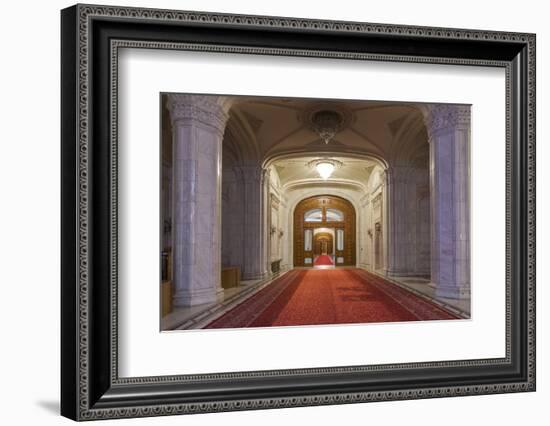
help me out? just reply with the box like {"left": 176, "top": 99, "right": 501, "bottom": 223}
{"left": 238, "top": 165, "right": 269, "bottom": 280}
{"left": 424, "top": 104, "right": 471, "bottom": 299}
{"left": 167, "top": 95, "right": 229, "bottom": 307}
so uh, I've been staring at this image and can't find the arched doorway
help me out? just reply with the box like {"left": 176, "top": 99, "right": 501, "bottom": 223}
{"left": 293, "top": 195, "right": 356, "bottom": 267}
{"left": 314, "top": 232, "right": 333, "bottom": 255}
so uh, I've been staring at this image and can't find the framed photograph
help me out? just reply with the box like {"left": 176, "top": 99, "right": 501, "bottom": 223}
{"left": 61, "top": 3, "right": 536, "bottom": 421}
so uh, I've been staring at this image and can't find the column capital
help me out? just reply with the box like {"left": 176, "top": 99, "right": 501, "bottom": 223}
{"left": 420, "top": 104, "right": 471, "bottom": 141}
{"left": 166, "top": 94, "right": 230, "bottom": 135}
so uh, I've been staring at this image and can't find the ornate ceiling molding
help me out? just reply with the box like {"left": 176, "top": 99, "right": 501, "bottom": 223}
{"left": 283, "top": 178, "right": 366, "bottom": 192}
{"left": 299, "top": 102, "right": 355, "bottom": 140}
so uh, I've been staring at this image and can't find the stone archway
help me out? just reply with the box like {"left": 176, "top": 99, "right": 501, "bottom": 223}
{"left": 293, "top": 195, "right": 356, "bottom": 267}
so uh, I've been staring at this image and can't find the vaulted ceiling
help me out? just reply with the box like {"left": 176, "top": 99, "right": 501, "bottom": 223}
{"left": 223, "top": 96, "right": 429, "bottom": 168}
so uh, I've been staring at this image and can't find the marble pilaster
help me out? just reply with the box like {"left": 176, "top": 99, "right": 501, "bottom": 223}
{"left": 385, "top": 166, "right": 418, "bottom": 277}
{"left": 221, "top": 166, "right": 245, "bottom": 269}
{"left": 238, "top": 165, "right": 269, "bottom": 280}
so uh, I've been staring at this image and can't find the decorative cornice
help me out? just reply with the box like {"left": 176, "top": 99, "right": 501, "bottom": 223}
{"left": 166, "top": 94, "right": 229, "bottom": 135}
{"left": 283, "top": 178, "right": 366, "bottom": 192}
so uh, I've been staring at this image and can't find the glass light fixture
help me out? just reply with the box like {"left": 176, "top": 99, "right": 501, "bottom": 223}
{"left": 316, "top": 161, "right": 335, "bottom": 179}
{"left": 308, "top": 158, "right": 343, "bottom": 180}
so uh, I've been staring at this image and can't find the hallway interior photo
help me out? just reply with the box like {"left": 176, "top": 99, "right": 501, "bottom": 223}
{"left": 160, "top": 94, "right": 471, "bottom": 331}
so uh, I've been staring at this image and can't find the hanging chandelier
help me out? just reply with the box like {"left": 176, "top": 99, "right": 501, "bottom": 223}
{"left": 311, "top": 110, "right": 344, "bottom": 144}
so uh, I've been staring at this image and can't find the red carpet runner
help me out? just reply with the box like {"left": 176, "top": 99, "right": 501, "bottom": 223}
{"left": 205, "top": 269, "right": 461, "bottom": 329}
{"left": 314, "top": 255, "right": 333, "bottom": 266}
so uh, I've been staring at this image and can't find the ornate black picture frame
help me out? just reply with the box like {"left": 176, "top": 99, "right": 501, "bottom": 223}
{"left": 61, "top": 4, "right": 536, "bottom": 421}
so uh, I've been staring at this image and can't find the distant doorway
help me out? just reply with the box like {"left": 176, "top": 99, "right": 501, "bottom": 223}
{"left": 313, "top": 231, "right": 334, "bottom": 266}
{"left": 314, "top": 232, "right": 333, "bottom": 255}
{"left": 293, "top": 195, "right": 356, "bottom": 267}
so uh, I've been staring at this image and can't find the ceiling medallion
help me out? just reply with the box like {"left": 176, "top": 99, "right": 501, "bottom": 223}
{"left": 299, "top": 103, "right": 354, "bottom": 146}
{"left": 311, "top": 110, "right": 344, "bottom": 144}
{"left": 308, "top": 158, "right": 343, "bottom": 180}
